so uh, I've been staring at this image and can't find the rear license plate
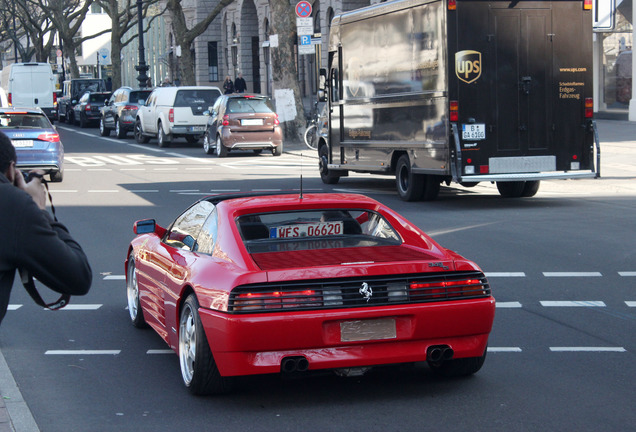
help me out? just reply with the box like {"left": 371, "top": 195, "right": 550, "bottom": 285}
{"left": 241, "top": 119, "right": 263, "bottom": 126}
{"left": 340, "top": 318, "right": 396, "bottom": 342}
{"left": 462, "top": 124, "right": 485, "bottom": 140}
{"left": 189, "top": 126, "right": 206, "bottom": 132}
{"left": 11, "top": 140, "right": 34, "bottom": 148}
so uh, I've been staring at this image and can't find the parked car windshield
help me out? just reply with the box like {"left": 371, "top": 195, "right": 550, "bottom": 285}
{"left": 237, "top": 209, "right": 402, "bottom": 253}
{"left": 174, "top": 89, "right": 221, "bottom": 108}
{"left": 0, "top": 112, "right": 50, "bottom": 129}
{"left": 227, "top": 97, "right": 274, "bottom": 114}
{"left": 89, "top": 93, "right": 110, "bottom": 103}
{"left": 129, "top": 90, "right": 152, "bottom": 104}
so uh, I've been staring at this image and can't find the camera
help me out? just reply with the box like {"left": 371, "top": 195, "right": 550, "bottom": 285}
{"left": 22, "top": 171, "right": 45, "bottom": 183}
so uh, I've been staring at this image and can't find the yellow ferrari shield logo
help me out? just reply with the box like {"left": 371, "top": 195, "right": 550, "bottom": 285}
{"left": 455, "top": 50, "right": 482, "bottom": 84}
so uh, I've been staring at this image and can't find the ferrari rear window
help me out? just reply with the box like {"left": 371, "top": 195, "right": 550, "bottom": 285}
{"left": 237, "top": 210, "right": 401, "bottom": 253}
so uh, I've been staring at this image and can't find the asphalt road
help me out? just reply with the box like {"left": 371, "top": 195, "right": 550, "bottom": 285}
{"left": 1, "top": 121, "right": 635, "bottom": 431}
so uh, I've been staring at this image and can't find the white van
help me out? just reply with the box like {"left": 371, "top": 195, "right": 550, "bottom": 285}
{"left": 0, "top": 63, "right": 57, "bottom": 121}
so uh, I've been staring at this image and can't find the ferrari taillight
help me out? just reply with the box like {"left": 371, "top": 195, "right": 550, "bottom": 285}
{"left": 233, "top": 290, "right": 320, "bottom": 311}
{"left": 409, "top": 279, "right": 486, "bottom": 299}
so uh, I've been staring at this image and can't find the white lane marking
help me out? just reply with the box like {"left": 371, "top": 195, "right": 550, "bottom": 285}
{"left": 49, "top": 190, "right": 78, "bottom": 193}
{"left": 253, "top": 189, "right": 282, "bottom": 192}
{"left": 488, "top": 347, "right": 522, "bottom": 353}
{"left": 45, "top": 350, "right": 121, "bottom": 355}
{"left": 485, "top": 272, "right": 526, "bottom": 277}
{"left": 8, "top": 305, "right": 22, "bottom": 310}
{"left": 153, "top": 168, "right": 179, "bottom": 171}
{"left": 129, "top": 190, "right": 159, "bottom": 193}
{"left": 496, "top": 302, "right": 523, "bottom": 308}
{"left": 88, "top": 190, "right": 119, "bottom": 193}
{"left": 549, "top": 347, "right": 626, "bottom": 352}
{"left": 120, "top": 168, "right": 146, "bottom": 171}
{"left": 43, "top": 304, "right": 102, "bottom": 311}
{"left": 210, "top": 189, "right": 241, "bottom": 193}
{"left": 543, "top": 272, "right": 602, "bottom": 277}
{"left": 619, "top": 272, "right": 636, "bottom": 276}
{"left": 540, "top": 301, "right": 606, "bottom": 307}
{"left": 626, "top": 301, "right": 636, "bottom": 307}
{"left": 128, "top": 143, "right": 163, "bottom": 153}
{"left": 170, "top": 189, "right": 199, "bottom": 193}
{"left": 87, "top": 168, "right": 112, "bottom": 172}
{"left": 147, "top": 350, "right": 174, "bottom": 355}
{"left": 104, "top": 275, "right": 125, "bottom": 280}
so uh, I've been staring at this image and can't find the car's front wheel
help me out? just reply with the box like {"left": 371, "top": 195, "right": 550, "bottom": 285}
{"left": 115, "top": 118, "right": 126, "bottom": 139}
{"left": 179, "top": 294, "right": 233, "bottom": 395}
{"left": 203, "top": 133, "right": 214, "bottom": 155}
{"left": 99, "top": 118, "right": 110, "bottom": 136}
{"left": 135, "top": 119, "right": 150, "bottom": 144}
{"left": 126, "top": 254, "right": 148, "bottom": 329}
{"left": 157, "top": 122, "right": 171, "bottom": 148}
{"left": 216, "top": 135, "right": 228, "bottom": 158}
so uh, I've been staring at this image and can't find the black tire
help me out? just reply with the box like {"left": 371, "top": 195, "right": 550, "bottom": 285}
{"left": 216, "top": 135, "right": 228, "bottom": 158}
{"left": 186, "top": 135, "right": 199, "bottom": 144}
{"left": 203, "top": 133, "right": 215, "bottom": 155}
{"left": 272, "top": 142, "right": 283, "bottom": 156}
{"left": 179, "top": 294, "right": 233, "bottom": 395}
{"left": 428, "top": 347, "right": 487, "bottom": 377}
{"left": 126, "top": 254, "right": 148, "bottom": 329}
{"left": 115, "top": 118, "right": 126, "bottom": 139}
{"left": 521, "top": 180, "right": 540, "bottom": 197}
{"left": 99, "top": 118, "right": 111, "bottom": 136}
{"left": 396, "top": 154, "right": 424, "bottom": 201}
{"left": 49, "top": 170, "right": 63, "bottom": 183}
{"left": 497, "top": 181, "right": 526, "bottom": 198}
{"left": 421, "top": 175, "right": 441, "bottom": 201}
{"left": 79, "top": 113, "right": 87, "bottom": 128}
{"left": 67, "top": 111, "right": 75, "bottom": 125}
{"left": 135, "top": 119, "right": 150, "bottom": 144}
{"left": 157, "top": 122, "right": 171, "bottom": 148}
{"left": 319, "top": 145, "right": 340, "bottom": 184}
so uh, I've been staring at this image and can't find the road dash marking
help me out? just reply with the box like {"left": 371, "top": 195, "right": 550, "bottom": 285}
{"left": 44, "top": 304, "right": 102, "bottom": 311}
{"left": 488, "top": 347, "right": 522, "bottom": 353}
{"left": 540, "top": 301, "right": 606, "bottom": 307}
{"left": 619, "top": 272, "right": 636, "bottom": 276}
{"left": 485, "top": 272, "right": 526, "bottom": 277}
{"left": 496, "top": 302, "right": 523, "bottom": 308}
{"left": 45, "top": 350, "right": 121, "bottom": 355}
{"left": 147, "top": 349, "right": 174, "bottom": 355}
{"left": 626, "top": 301, "right": 636, "bottom": 307}
{"left": 88, "top": 190, "right": 119, "bottom": 193}
{"left": 104, "top": 275, "right": 125, "bottom": 280}
{"left": 549, "top": 347, "right": 626, "bottom": 352}
{"left": 543, "top": 272, "right": 602, "bottom": 277}
{"left": 8, "top": 305, "right": 22, "bottom": 310}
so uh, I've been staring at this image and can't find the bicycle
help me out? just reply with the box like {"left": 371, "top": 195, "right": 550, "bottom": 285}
{"left": 303, "top": 101, "right": 320, "bottom": 150}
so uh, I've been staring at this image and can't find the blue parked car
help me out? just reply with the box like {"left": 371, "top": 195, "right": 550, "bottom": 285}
{"left": 0, "top": 107, "right": 64, "bottom": 182}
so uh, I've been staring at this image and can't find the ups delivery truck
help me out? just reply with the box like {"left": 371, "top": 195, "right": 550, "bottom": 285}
{"left": 316, "top": 0, "right": 599, "bottom": 200}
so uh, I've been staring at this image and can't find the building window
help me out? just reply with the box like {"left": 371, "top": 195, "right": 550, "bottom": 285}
{"left": 208, "top": 42, "right": 219, "bottom": 81}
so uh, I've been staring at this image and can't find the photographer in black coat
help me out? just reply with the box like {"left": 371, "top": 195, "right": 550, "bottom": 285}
{"left": 0, "top": 131, "right": 91, "bottom": 325}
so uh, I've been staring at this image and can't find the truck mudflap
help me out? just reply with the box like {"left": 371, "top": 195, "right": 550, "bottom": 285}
{"left": 450, "top": 123, "right": 601, "bottom": 183}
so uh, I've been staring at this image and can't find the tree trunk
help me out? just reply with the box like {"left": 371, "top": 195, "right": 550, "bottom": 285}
{"left": 268, "top": 0, "right": 305, "bottom": 141}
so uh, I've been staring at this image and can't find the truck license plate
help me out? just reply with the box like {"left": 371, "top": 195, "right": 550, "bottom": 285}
{"left": 462, "top": 124, "right": 486, "bottom": 140}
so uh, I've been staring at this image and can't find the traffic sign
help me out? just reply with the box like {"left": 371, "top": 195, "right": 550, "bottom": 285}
{"left": 296, "top": 1, "right": 312, "bottom": 18}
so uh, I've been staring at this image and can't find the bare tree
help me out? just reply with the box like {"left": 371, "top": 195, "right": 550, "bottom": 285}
{"left": 164, "top": 0, "right": 234, "bottom": 85}
{"left": 0, "top": 0, "right": 32, "bottom": 61}
{"left": 268, "top": 0, "right": 305, "bottom": 140}
{"left": 97, "top": 0, "right": 164, "bottom": 90}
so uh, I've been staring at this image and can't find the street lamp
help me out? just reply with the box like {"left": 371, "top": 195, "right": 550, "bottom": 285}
{"left": 135, "top": 0, "right": 150, "bottom": 88}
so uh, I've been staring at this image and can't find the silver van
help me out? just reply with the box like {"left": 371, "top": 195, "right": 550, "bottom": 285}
{"left": 135, "top": 86, "right": 222, "bottom": 147}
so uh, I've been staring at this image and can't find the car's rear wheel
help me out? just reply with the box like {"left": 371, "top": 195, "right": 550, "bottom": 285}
{"left": 428, "top": 347, "right": 487, "bottom": 377}
{"left": 99, "top": 118, "right": 110, "bottom": 136}
{"left": 115, "top": 118, "right": 126, "bottom": 139}
{"left": 135, "top": 119, "right": 150, "bottom": 144}
{"left": 179, "top": 294, "right": 233, "bottom": 395}
{"left": 216, "top": 135, "right": 228, "bottom": 158}
{"left": 126, "top": 254, "right": 148, "bottom": 329}
{"left": 157, "top": 122, "right": 171, "bottom": 148}
{"left": 49, "top": 170, "right": 63, "bottom": 183}
{"left": 272, "top": 143, "right": 283, "bottom": 156}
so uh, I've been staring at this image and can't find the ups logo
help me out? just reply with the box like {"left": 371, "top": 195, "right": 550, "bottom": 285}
{"left": 455, "top": 50, "right": 482, "bottom": 84}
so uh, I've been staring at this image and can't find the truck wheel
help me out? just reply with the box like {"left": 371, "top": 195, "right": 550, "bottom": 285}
{"left": 396, "top": 154, "right": 424, "bottom": 201}
{"left": 157, "top": 122, "right": 171, "bottom": 148}
{"left": 421, "top": 175, "right": 441, "bottom": 201}
{"left": 521, "top": 180, "right": 540, "bottom": 197}
{"left": 497, "top": 181, "right": 525, "bottom": 198}
{"left": 319, "top": 145, "right": 340, "bottom": 184}
{"left": 135, "top": 119, "right": 150, "bottom": 144}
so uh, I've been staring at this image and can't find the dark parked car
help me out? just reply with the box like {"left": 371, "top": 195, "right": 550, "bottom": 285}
{"left": 203, "top": 94, "right": 283, "bottom": 157}
{"left": 72, "top": 91, "right": 111, "bottom": 128}
{"left": 58, "top": 78, "right": 106, "bottom": 124}
{"left": 0, "top": 107, "right": 64, "bottom": 182}
{"left": 100, "top": 87, "right": 152, "bottom": 138}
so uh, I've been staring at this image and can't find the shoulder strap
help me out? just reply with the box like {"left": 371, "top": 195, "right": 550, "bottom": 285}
{"left": 19, "top": 269, "right": 70, "bottom": 310}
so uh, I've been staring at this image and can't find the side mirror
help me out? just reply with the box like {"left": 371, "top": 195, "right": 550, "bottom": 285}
{"left": 134, "top": 219, "right": 156, "bottom": 235}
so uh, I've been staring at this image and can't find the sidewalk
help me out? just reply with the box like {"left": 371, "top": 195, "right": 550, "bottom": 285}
{"left": 0, "top": 117, "right": 633, "bottom": 432}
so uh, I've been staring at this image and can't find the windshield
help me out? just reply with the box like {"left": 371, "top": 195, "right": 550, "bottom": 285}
{"left": 0, "top": 113, "right": 50, "bottom": 129}
{"left": 237, "top": 209, "right": 402, "bottom": 253}
{"left": 174, "top": 89, "right": 221, "bottom": 107}
{"left": 227, "top": 97, "right": 274, "bottom": 114}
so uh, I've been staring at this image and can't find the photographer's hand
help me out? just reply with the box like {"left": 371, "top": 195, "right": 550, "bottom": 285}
{"left": 13, "top": 167, "right": 47, "bottom": 210}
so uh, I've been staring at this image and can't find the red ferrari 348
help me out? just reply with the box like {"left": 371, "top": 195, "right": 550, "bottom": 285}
{"left": 126, "top": 192, "right": 495, "bottom": 395}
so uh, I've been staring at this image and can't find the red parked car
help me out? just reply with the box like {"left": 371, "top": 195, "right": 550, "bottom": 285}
{"left": 126, "top": 193, "right": 495, "bottom": 395}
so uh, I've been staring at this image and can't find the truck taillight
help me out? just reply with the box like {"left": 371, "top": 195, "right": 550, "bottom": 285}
{"left": 450, "top": 100, "right": 459, "bottom": 122}
{"left": 448, "top": 0, "right": 456, "bottom": 10}
{"left": 7, "top": 93, "right": 11, "bottom": 106}
{"left": 222, "top": 114, "right": 230, "bottom": 126}
{"left": 169, "top": 108, "right": 174, "bottom": 123}
{"left": 583, "top": 0, "right": 592, "bottom": 10}
{"left": 585, "top": 97, "right": 593, "bottom": 118}
{"left": 53, "top": 92, "right": 57, "bottom": 105}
